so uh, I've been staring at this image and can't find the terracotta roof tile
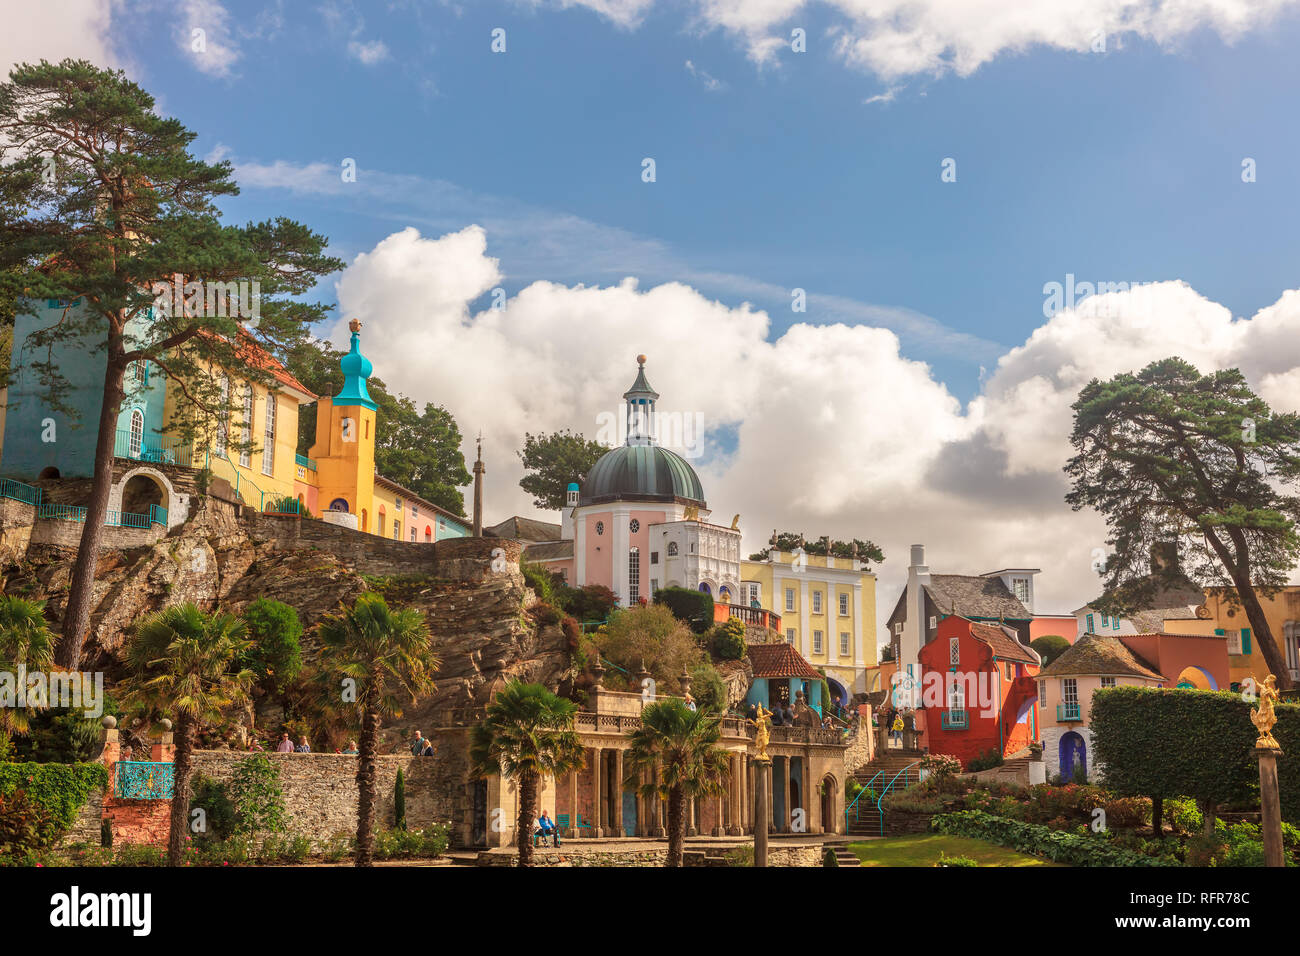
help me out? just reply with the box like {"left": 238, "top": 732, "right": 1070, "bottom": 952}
{"left": 746, "top": 643, "right": 822, "bottom": 680}
{"left": 1039, "top": 632, "right": 1164, "bottom": 681}
{"left": 970, "top": 621, "right": 1040, "bottom": 665}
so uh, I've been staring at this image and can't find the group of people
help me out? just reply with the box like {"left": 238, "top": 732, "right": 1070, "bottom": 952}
{"left": 876, "top": 706, "right": 909, "bottom": 749}
{"left": 242, "top": 733, "right": 358, "bottom": 754}
{"left": 409, "top": 731, "right": 436, "bottom": 757}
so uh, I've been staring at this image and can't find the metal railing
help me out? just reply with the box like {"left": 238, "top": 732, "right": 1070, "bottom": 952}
{"left": 0, "top": 477, "right": 41, "bottom": 506}
{"left": 1057, "top": 703, "right": 1082, "bottom": 722}
{"left": 941, "top": 709, "right": 969, "bottom": 729}
{"left": 114, "top": 429, "right": 195, "bottom": 468}
{"left": 114, "top": 760, "right": 175, "bottom": 800}
{"left": 37, "top": 502, "right": 87, "bottom": 522}
{"left": 295, "top": 453, "right": 317, "bottom": 471}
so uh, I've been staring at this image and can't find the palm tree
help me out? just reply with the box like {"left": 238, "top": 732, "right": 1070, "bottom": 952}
{"left": 0, "top": 595, "right": 56, "bottom": 750}
{"left": 624, "top": 699, "right": 731, "bottom": 867}
{"left": 316, "top": 592, "right": 438, "bottom": 867}
{"left": 118, "top": 603, "right": 253, "bottom": 866}
{"left": 469, "top": 681, "right": 585, "bottom": 867}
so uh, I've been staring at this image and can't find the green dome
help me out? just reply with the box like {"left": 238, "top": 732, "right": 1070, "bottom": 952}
{"left": 579, "top": 444, "right": 705, "bottom": 507}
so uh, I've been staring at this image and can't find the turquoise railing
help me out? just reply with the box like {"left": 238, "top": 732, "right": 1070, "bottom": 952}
{"left": 846, "top": 770, "right": 883, "bottom": 825}
{"left": 149, "top": 504, "right": 168, "bottom": 526}
{"left": 0, "top": 477, "right": 42, "bottom": 506}
{"left": 295, "top": 453, "right": 317, "bottom": 471}
{"left": 114, "top": 761, "right": 174, "bottom": 800}
{"left": 941, "top": 709, "right": 969, "bottom": 730}
{"left": 37, "top": 502, "right": 87, "bottom": 521}
{"left": 114, "top": 429, "right": 195, "bottom": 468}
{"left": 846, "top": 760, "right": 923, "bottom": 837}
{"left": 1057, "top": 703, "right": 1082, "bottom": 721}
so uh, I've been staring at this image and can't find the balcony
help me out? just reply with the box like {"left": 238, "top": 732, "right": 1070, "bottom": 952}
{"left": 1057, "top": 703, "right": 1082, "bottom": 722}
{"left": 941, "top": 709, "right": 969, "bottom": 730}
{"left": 714, "top": 603, "right": 782, "bottom": 632}
{"left": 114, "top": 429, "right": 196, "bottom": 469}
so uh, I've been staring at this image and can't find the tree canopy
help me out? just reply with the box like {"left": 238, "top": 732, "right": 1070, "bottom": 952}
{"left": 518, "top": 430, "right": 608, "bottom": 511}
{"left": 1065, "top": 357, "right": 1300, "bottom": 687}
{"left": 749, "top": 530, "right": 884, "bottom": 566}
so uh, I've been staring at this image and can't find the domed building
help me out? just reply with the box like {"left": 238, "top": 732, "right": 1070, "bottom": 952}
{"left": 528, "top": 356, "right": 742, "bottom": 608}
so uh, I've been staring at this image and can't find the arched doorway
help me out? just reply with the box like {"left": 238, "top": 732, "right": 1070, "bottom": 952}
{"left": 821, "top": 774, "right": 837, "bottom": 834}
{"left": 1060, "top": 731, "right": 1087, "bottom": 782}
{"left": 329, "top": 498, "right": 349, "bottom": 512}
{"left": 698, "top": 582, "right": 711, "bottom": 595}
{"left": 826, "top": 678, "right": 848, "bottom": 714}
{"left": 121, "top": 473, "right": 166, "bottom": 515}
{"left": 38, "top": 466, "right": 60, "bottom": 479}
{"left": 424, "top": 525, "right": 432, "bottom": 541}
{"left": 1175, "top": 666, "right": 1216, "bottom": 690}
{"left": 360, "top": 508, "right": 368, "bottom": 532}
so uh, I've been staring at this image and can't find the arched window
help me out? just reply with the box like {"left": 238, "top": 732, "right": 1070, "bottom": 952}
{"left": 698, "top": 582, "right": 711, "bottom": 595}
{"left": 329, "top": 498, "right": 349, "bottom": 512}
{"left": 425, "top": 526, "right": 432, "bottom": 541}
{"left": 667, "top": 541, "right": 679, "bottom": 556}
{"left": 129, "top": 409, "right": 144, "bottom": 458}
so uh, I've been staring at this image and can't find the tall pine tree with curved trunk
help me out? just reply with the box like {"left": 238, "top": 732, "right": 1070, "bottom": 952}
{"left": 118, "top": 604, "right": 253, "bottom": 866}
{"left": 624, "top": 699, "right": 730, "bottom": 867}
{"left": 1065, "top": 357, "right": 1300, "bottom": 690}
{"left": 315, "top": 593, "right": 437, "bottom": 867}
{"left": 469, "top": 682, "right": 585, "bottom": 867}
{"left": 0, "top": 60, "right": 342, "bottom": 668}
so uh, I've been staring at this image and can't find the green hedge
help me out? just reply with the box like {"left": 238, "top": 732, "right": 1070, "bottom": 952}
{"left": 932, "top": 810, "right": 1177, "bottom": 866}
{"left": 654, "top": 587, "right": 714, "bottom": 634}
{"left": 0, "top": 762, "right": 107, "bottom": 851}
{"left": 1091, "top": 685, "right": 1300, "bottom": 822}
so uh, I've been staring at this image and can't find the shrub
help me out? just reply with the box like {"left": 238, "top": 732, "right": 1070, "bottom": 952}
{"left": 1029, "top": 635, "right": 1070, "bottom": 667}
{"left": 190, "top": 775, "right": 237, "bottom": 842}
{"left": 932, "top": 811, "right": 1177, "bottom": 866}
{"left": 688, "top": 661, "right": 729, "bottom": 714}
{"left": 0, "top": 763, "right": 107, "bottom": 855}
{"left": 240, "top": 598, "right": 303, "bottom": 692}
{"left": 966, "top": 749, "right": 1004, "bottom": 773}
{"left": 653, "top": 586, "right": 714, "bottom": 634}
{"left": 921, "top": 753, "right": 962, "bottom": 784}
{"left": 595, "top": 604, "right": 704, "bottom": 695}
{"left": 560, "top": 584, "right": 616, "bottom": 623}
{"left": 711, "top": 618, "right": 746, "bottom": 660}
{"left": 724, "top": 845, "right": 754, "bottom": 867}
{"left": 521, "top": 562, "right": 562, "bottom": 606}
{"left": 528, "top": 602, "right": 562, "bottom": 626}
{"left": 228, "top": 755, "right": 287, "bottom": 837}
{"left": 822, "top": 847, "right": 840, "bottom": 867}
{"left": 320, "top": 832, "right": 353, "bottom": 862}
{"left": 937, "top": 852, "right": 978, "bottom": 867}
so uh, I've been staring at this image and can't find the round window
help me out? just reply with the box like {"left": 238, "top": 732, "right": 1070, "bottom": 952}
{"left": 595, "top": 521, "right": 605, "bottom": 535}
{"left": 630, "top": 519, "right": 640, "bottom": 533}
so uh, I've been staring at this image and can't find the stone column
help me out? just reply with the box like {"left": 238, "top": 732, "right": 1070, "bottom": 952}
{"left": 687, "top": 793, "right": 697, "bottom": 837}
{"left": 593, "top": 748, "right": 605, "bottom": 837}
{"left": 729, "top": 755, "right": 742, "bottom": 836}
{"left": 1259, "top": 748, "right": 1285, "bottom": 867}
{"left": 568, "top": 769, "right": 580, "bottom": 840}
{"left": 802, "top": 755, "right": 813, "bottom": 834}
{"left": 781, "top": 757, "right": 792, "bottom": 833}
{"left": 754, "top": 758, "right": 771, "bottom": 867}
{"left": 613, "top": 748, "right": 625, "bottom": 837}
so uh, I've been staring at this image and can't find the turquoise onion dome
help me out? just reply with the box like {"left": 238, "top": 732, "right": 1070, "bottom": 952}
{"left": 335, "top": 318, "right": 377, "bottom": 410}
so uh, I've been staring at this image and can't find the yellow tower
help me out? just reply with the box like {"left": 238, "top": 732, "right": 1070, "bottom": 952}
{"left": 308, "top": 318, "right": 378, "bottom": 532}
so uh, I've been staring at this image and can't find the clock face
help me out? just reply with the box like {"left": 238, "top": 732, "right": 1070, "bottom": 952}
{"left": 630, "top": 519, "right": 640, "bottom": 533}
{"left": 595, "top": 521, "right": 604, "bottom": 535}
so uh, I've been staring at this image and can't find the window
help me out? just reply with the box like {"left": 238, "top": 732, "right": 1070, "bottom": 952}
{"left": 127, "top": 360, "right": 146, "bottom": 387}
{"left": 949, "top": 638, "right": 960, "bottom": 666}
{"left": 812, "top": 591, "right": 822, "bottom": 614}
{"left": 1013, "top": 577, "right": 1030, "bottom": 603}
{"left": 785, "top": 588, "right": 794, "bottom": 612}
{"left": 839, "top": 593, "right": 849, "bottom": 616}
{"left": 813, "top": 630, "right": 823, "bottom": 654}
{"left": 1085, "top": 613, "right": 1094, "bottom": 634}
{"left": 666, "top": 541, "right": 677, "bottom": 555}
{"left": 840, "top": 632, "right": 850, "bottom": 656}
{"left": 650, "top": 578, "right": 658, "bottom": 595}
{"left": 396, "top": 498, "right": 403, "bottom": 512}
{"left": 651, "top": 551, "right": 659, "bottom": 564}
{"left": 1005, "top": 662, "right": 1013, "bottom": 679}
{"left": 894, "top": 622, "right": 903, "bottom": 635}
{"left": 949, "top": 678, "right": 965, "bottom": 711}
{"left": 214, "top": 375, "right": 230, "bottom": 458}
{"left": 1100, "top": 613, "right": 1109, "bottom": 627}
{"left": 1227, "top": 629, "right": 1242, "bottom": 654}
{"left": 628, "top": 548, "right": 640, "bottom": 604}
{"left": 128, "top": 408, "right": 144, "bottom": 458}
{"left": 596, "top": 521, "right": 604, "bottom": 535}
{"left": 1101, "top": 676, "right": 1116, "bottom": 688}
{"left": 929, "top": 615, "right": 937, "bottom": 630}
{"left": 1241, "top": 628, "right": 1253, "bottom": 655}
{"left": 630, "top": 519, "right": 640, "bottom": 533}
{"left": 240, "top": 385, "right": 252, "bottom": 467}
{"left": 412, "top": 505, "right": 418, "bottom": 518}
{"left": 1037, "top": 680, "right": 1046, "bottom": 703}
{"left": 785, "top": 628, "right": 795, "bottom": 644}
{"left": 393, "top": 520, "right": 399, "bottom": 539}
{"left": 409, "top": 528, "right": 416, "bottom": 542}
{"left": 1062, "top": 678, "right": 1078, "bottom": 707}
{"left": 262, "top": 393, "right": 276, "bottom": 476}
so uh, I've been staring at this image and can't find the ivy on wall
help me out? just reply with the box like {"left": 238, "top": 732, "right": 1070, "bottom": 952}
{"left": 0, "top": 762, "right": 107, "bottom": 852}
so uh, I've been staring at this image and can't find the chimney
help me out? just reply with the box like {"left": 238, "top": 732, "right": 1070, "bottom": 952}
{"left": 900, "top": 544, "right": 931, "bottom": 699}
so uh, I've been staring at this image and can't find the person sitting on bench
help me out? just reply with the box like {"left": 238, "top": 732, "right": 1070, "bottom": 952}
{"left": 535, "top": 810, "right": 561, "bottom": 847}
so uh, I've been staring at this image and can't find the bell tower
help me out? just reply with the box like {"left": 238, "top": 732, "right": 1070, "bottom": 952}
{"left": 309, "top": 318, "right": 378, "bottom": 531}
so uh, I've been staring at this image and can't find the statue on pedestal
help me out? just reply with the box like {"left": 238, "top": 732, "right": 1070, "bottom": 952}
{"left": 748, "top": 703, "right": 772, "bottom": 762}
{"left": 1252, "top": 674, "right": 1282, "bottom": 750}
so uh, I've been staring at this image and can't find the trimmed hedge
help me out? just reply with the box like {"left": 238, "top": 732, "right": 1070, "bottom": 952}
{"left": 932, "top": 810, "right": 1177, "bottom": 866}
{"left": 654, "top": 587, "right": 714, "bottom": 634}
{"left": 0, "top": 762, "right": 107, "bottom": 852}
{"left": 1091, "top": 685, "right": 1300, "bottom": 821}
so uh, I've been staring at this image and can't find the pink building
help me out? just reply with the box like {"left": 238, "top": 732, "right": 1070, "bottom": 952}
{"left": 524, "top": 356, "right": 742, "bottom": 607}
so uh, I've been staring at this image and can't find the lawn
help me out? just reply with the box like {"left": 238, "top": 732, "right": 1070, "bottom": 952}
{"left": 847, "top": 834, "right": 1064, "bottom": 867}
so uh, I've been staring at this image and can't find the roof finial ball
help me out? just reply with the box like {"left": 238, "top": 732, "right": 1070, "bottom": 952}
{"left": 637, "top": 353, "right": 647, "bottom": 366}
{"left": 349, "top": 318, "right": 362, "bottom": 334}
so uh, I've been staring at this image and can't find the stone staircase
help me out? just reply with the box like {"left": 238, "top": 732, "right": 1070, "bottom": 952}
{"left": 845, "top": 749, "right": 925, "bottom": 837}
{"left": 823, "top": 840, "right": 861, "bottom": 866}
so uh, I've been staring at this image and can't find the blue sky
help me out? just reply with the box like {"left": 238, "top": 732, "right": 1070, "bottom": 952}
{"left": 96, "top": 0, "right": 1300, "bottom": 402}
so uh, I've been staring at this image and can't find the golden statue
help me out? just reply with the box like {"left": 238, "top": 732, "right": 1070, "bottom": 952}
{"left": 1252, "top": 674, "right": 1282, "bottom": 750}
{"left": 682, "top": 504, "right": 700, "bottom": 522}
{"left": 748, "top": 703, "right": 772, "bottom": 762}
{"left": 730, "top": 514, "right": 740, "bottom": 530}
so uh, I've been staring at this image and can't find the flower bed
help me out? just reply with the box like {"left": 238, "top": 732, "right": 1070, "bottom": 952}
{"left": 932, "top": 811, "right": 1178, "bottom": 867}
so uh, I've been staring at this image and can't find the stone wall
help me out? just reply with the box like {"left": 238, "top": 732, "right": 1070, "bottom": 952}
{"left": 882, "top": 809, "right": 934, "bottom": 836}
{"left": 60, "top": 786, "right": 105, "bottom": 848}
{"left": 843, "top": 710, "right": 874, "bottom": 774}
{"left": 0, "top": 497, "right": 34, "bottom": 566}
{"left": 187, "top": 749, "right": 452, "bottom": 848}
{"left": 476, "top": 843, "right": 825, "bottom": 867}
{"left": 30, "top": 518, "right": 162, "bottom": 550}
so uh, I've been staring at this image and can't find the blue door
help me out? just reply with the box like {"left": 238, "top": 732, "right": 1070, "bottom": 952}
{"left": 622, "top": 791, "right": 638, "bottom": 836}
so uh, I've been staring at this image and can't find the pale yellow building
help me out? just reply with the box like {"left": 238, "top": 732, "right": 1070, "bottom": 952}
{"left": 740, "top": 547, "right": 879, "bottom": 704}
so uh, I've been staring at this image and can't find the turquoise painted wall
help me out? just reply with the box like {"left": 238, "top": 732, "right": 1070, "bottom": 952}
{"left": 3, "top": 299, "right": 166, "bottom": 479}
{"left": 745, "top": 677, "right": 769, "bottom": 709}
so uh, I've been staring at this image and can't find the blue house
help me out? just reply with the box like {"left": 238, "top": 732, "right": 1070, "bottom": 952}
{"left": 744, "top": 642, "right": 825, "bottom": 716}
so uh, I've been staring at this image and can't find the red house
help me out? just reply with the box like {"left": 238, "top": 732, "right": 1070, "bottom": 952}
{"left": 918, "top": 615, "right": 1042, "bottom": 768}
